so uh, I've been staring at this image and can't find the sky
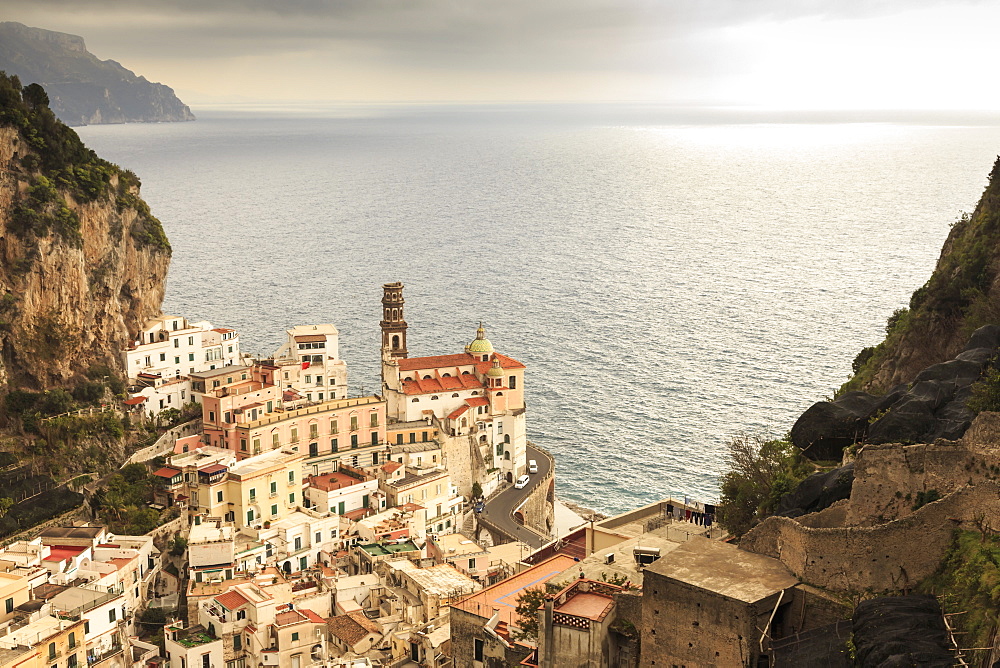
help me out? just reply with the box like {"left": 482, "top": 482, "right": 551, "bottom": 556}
{"left": 3, "top": 0, "right": 1000, "bottom": 108}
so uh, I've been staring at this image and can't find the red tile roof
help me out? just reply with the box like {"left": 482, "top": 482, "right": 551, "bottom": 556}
{"left": 381, "top": 462, "right": 402, "bottom": 473}
{"left": 448, "top": 405, "right": 470, "bottom": 420}
{"left": 123, "top": 396, "right": 147, "bottom": 405}
{"left": 212, "top": 328, "right": 235, "bottom": 334}
{"left": 466, "top": 397, "right": 489, "bottom": 407}
{"left": 152, "top": 467, "right": 181, "bottom": 479}
{"left": 398, "top": 354, "right": 478, "bottom": 372}
{"left": 401, "top": 373, "right": 483, "bottom": 396}
{"left": 476, "top": 352, "right": 525, "bottom": 374}
{"left": 199, "top": 464, "right": 228, "bottom": 474}
{"left": 301, "top": 609, "right": 326, "bottom": 624}
{"left": 216, "top": 590, "right": 250, "bottom": 610}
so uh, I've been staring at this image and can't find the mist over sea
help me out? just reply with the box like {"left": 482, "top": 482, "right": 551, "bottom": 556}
{"left": 79, "top": 104, "right": 1000, "bottom": 516}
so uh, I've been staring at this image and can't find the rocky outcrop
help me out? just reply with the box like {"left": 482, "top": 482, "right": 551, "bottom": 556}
{"left": 0, "top": 22, "right": 195, "bottom": 126}
{"left": 848, "top": 157, "right": 1000, "bottom": 393}
{"left": 791, "top": 325, "right": 998, "bottom": 459}
{"left": 774, "top": 463, "right": 854, "bottom": 519}
{"left": 0, "top": 73, "right": 171, "bottom": 389}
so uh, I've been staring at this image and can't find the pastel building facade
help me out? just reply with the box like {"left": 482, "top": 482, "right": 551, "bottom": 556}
{"left": 270, "top": 324, "right": 350, "bottom": 404}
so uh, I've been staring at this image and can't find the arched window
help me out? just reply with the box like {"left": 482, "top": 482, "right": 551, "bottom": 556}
{"left": 504, "top": 434, "right": 510, "bottom": 444}
{"left": 384, "top": 308, "right": 390, "bottom": 319}
{"left": 496, "top": 392, "right": 504, "bottom": 396}
{"left": 411, "top": 398, "right": 419, "bottom": 403}
{"left": 431, "top": 395, "right": 439, "bottom": 400}
{"left": 504, "top": 451, "right": 510, "bottom": 460}
{"left": 461, "top": 370, "right": 470, "bottom": 375}
{"left": 442, "top": 373, "right": 451, "bottom": 377}
{"left": 423, "top": 375, "right": 432, "bottom": 380}
{"left": 451, "top": 393, "right": 459, "bottom": 398}
{"left": 392, "top": 335, "right": 400, "bottom": 349}
{"left": 461, "top": 418, "right": 468, "bottom": 428}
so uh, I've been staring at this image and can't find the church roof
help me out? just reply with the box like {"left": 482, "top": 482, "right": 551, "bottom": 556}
{"left": 398, "top": 353, "right": 478, "bottom": 372}
{"left": 401, "top": 373, "right": 483, "bottom": 396}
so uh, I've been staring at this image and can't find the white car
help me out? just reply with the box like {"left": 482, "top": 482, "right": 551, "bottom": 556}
{"left": 514, "top": 474, "right": 530, "bottom": 489}
{"left": 528, "top": 460, "right": 538, "bottom": 474}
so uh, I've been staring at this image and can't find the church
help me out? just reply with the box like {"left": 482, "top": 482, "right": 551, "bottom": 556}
{"left": 379, "top": 282, "right": 528, "bottom": 489}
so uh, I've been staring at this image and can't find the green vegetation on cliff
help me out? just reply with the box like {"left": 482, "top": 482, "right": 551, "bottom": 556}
{"left": 919, "top": 530, "right": 1000, "bottom": 665}
{"left": 716, "top": 433, "right": 814, "bottom": 537}
{"left": 0, "top": 70, "right": 170, "bottom": 251}
{"left": 844, "top": 157, "right": 1000, "bottom": 394}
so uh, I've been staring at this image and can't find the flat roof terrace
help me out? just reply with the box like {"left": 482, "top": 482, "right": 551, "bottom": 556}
{"left": 359, "top": 541, "right": 419, "bottom": 556}
{"left": 453, "top": 554, "right": 577, "bottom": 626}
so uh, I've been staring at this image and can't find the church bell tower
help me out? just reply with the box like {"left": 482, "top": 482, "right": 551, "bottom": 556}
{"left": 381, "top": 282, "right": 408, "bottom": 361}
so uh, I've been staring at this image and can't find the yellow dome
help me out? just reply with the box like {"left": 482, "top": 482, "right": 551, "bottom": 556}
{"left": 486, "top": 358, "right": 504, "bottom": 377}
{"left": 466, "top": 323, "right": 494, "bottom": 354}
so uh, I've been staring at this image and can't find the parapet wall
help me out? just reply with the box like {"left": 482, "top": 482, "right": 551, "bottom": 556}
{"left": 742, "top": 481, "right": 1000, "bottom": 593}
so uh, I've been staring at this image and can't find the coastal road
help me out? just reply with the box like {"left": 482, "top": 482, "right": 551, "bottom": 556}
{"left": 481, "top": 444, "right": 552, "bottom": 549}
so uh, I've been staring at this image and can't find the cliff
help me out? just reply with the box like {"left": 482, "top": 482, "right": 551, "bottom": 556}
{"left": 0, "top": 22, "right": 195, "bottom": 126}
{"left": 846, "top": 156, "right": 1000, "bottom": 394}
{"left": 0, "top": 71, "right": 171, "bottom": 389}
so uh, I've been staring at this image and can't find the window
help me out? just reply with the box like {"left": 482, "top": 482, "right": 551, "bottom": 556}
{"left": 290, "top": 427, "right": 298, "bottom": 443}
{"left": 216, "top": 491, "right": 223, "bottom": 503}
{"left": 109, "top": 608, "right": 117, "bottom": 622}
{"left": 315, "top": 531, "right": 322, "bottom": 543}
{"left": 350, "top": 415, "right": 359, "bottom": 431}
{"left": 304, "top": 375, "right": 311, "bottom": 383}
{"left": 330, "top": 419, "right": 338, "bottom": 434}
{"left": 331, "top": 438, "right": 338, "bottom": 452}
{"left": 350, "top": 434, "right": 358, "bottom": 448}
{"left": 48, "top": 642, "right": 56, "bottom": 660}
{"left": 422, "top": 431, "right": 429, "bottom": 442}
{"left": 469, "top": 558, "right": 476, "bottom": 570}
{"left": 272, "top": 433, "right": 280, "bottom": 448}
{"left": 175, "top": 356, "right": 180, "bottom": 364}
{"left": 4, "top": 597, "right": 11, "bottom": 614}
{"left": 174, "top": 338, "right": 179, "bottom": 348}
{"left": 202, "top": 654, "right": 210, "bottom": 668}
{"left": 291, "top": 632, "right": 299, "bottom": 642}
{"left": 509, "top": 375, "right": 517, "bottom": 389}
{"left": 370, "top": 413, "right": 378, "bottom": 427}
{"left": 247, "top": 510, "right": 254, "bottom": 525}
{"left": 409, "top": 433, "right": 416, "bottom": 444}
{"left": 271, "top": 504, "right": 278, "bottom": 516}
{"left": 270, "top": 481, "right": 277, "bottom": 495}
{"left": 474, "top": 638, "right": 484, "bottom": 662}
{"left": 294, "top": 536, "right": 302, "bottom": 550}
{"left": 249, "top": 488, "right": 257, "bottom": 501}
{"left": 84, "top": 621, "right": 90, "bottom": 634}
{"left": 237, "top": 609, "right": 246, "bottom": 620}
{"left": 159, "top": 353, "right": 166, "bottom": 362}
{"left": 240, "top": 438, "right": 247, "bottom": 451}
{"left": 188, "top": 353, "right": 195, "bottom": 361}
{"left": 396, "top": 434, "right": 403, "bottom": 445}
{"left": 253, "top": 437, "right": 261, "bottom": 454}
{"left": 233, "top": 635, "right": 242, "bottom": 651}
{"left": 309, "top": 423, "right": 318, "bottom": 439}
{"left": 188, "top": 336, "right": 194, "bottom": 345}
{"left": 69, "top": 632, "right": 76, "bottom": 649}
{"left": 289, "top": 493, "right": 296, "bottom": 504}
{"left": 309, "top": 442, "right": 318, "bottom": 457}
{"left": 288, "top": 471, "right": 295, "bottom": 484}
{"left": 371, "top": 431, "right": 378, "bottom": 446}
{"left": 208, "top": 411, "right": 215, "bottom": 422}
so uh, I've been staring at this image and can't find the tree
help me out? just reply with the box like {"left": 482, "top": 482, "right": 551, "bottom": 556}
{"left": 21, "top": 83, "right": 48, "bottom": 109}
{"left": 512, "top": 582, "right": 562, "bottom": 641}
{"left": 0, "top": 497, "right": 12, "bottom": 519}
{"left": 169, "top": 536, "right": 188, "bottom": 556}
{"left": 471, "top": 482, "right": 483, "bottom": 499}
{"left": 716, "top": 433, "right": 812, "bottom": 538}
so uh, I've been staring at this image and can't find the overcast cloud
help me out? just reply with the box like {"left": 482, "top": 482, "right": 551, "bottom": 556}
{"left": 2, "top": 0, "right": 998, "bottom": 107}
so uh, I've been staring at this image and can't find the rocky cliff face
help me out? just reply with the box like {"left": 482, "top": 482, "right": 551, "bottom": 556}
{"left": 0, "top": 22, "right": 195, "bottom": 126}
{"left": 0, "top": 73, "right": 171, "bottom": 389}
{"left": 848, "top": 157, "right": 1000, "bottom": 394}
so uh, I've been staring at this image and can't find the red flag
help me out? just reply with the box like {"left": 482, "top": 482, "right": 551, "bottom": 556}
{"left": 301, "top": 360, "right": 310, "bottom": 370}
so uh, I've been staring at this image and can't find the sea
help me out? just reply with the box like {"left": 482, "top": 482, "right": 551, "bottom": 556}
{"left": 77, "top": 104, "right": 1000, "bottom": 517}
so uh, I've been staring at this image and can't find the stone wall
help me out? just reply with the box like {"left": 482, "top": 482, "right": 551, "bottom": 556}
{"left": 514, "top": 446, "right": 555, "bottom": 537}
{"left": 741, "top": 481, "right": 1000, "bottom": 594}
{"left": 846, "top": 439, "right": 1000, "bottom": 526}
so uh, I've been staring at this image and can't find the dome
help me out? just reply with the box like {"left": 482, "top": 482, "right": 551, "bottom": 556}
{"left": 486, "top": 358, "right": 504, "bottom": 377}
{"left": 466, "top": 323, "right": 494, "bottom": 354}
